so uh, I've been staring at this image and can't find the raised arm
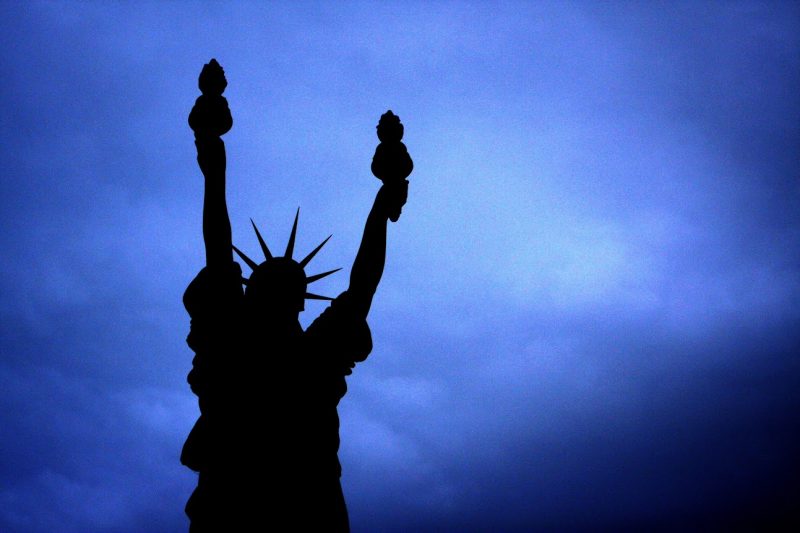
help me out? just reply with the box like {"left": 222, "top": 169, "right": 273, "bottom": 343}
{"left": 348, "top": 180, "right": 408, "bottom": 318}
{"left": 197, "top": 137, "right": 232, "bottom": 268}
{"left": 189, "top": 59, "right": 234, "bottom": 269}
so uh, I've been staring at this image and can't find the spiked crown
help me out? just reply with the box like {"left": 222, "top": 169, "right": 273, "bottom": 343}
{"left": 232, "top": 209, "right": 340, "bottom": 302}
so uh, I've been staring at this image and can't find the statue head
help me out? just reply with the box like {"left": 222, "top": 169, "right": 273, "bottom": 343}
{"left": 234, "top": 210, "right": 339, "bottom": 320}
{"left": 246, "top": 257, "right": 307, "bottom": 314}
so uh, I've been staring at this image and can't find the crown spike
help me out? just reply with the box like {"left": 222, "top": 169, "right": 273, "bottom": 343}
{"left": 250, "top": 219, "right": 272, "bottom": 260}
{"left": 300, "top": 235, "right": 332, "bottom": 268}
{"left": 305, "top": 292, "right": 334, "bottom": 301}
{"left": 285, "top": 208, "right": 299, "bottom": 259}
{"left": 306, "top": 267, "right": 342, "bottom": 284}
{"left": 232, "top": 245, "right": 259, "bottom": 271}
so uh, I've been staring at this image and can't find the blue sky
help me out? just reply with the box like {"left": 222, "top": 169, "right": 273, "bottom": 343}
{"left": 1, "top": 1, "right": 798, "bottom": 531}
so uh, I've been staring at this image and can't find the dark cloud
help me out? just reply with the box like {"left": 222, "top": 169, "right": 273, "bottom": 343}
{"left": 1, "top": 2, "right": 798, "bottom": 531}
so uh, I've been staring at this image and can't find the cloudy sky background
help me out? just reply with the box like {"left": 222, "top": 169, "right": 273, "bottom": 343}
{"left": 1, "top": 1, "right": 798, "bottom": 531}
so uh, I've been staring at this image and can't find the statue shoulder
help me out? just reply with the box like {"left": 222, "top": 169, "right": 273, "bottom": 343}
{"left": 305, "top": 291, "right": 372, "bottom": 365}
{"left": 183, "top": 261, "right": 244, "bottom": 317}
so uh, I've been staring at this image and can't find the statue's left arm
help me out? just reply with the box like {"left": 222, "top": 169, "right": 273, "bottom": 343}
{"left": 347, "top": 180, "right": 408, "bottom": 319}
{"left": 197, "top": 137, "right": 233, "bottom": 269}
{"left": 189, "top": 58, "right": 234, "bottom": 270}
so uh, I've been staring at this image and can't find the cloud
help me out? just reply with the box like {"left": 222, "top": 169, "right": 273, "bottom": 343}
{"left": 0, "top": 1, "right": 798, "bottom": 531}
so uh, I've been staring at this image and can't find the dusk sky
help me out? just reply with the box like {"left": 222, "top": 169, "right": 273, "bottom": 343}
{"left": 1, "top": 1, "right": 798, "bottom": 531}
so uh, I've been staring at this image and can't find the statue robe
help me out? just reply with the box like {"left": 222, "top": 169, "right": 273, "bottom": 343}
{"left": 180, "top": 261, "right": 371, "bottom": 532}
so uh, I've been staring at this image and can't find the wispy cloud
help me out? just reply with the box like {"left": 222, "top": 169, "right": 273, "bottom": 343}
{"left": 1, "top": 1, "right": 798, "bottom": 531}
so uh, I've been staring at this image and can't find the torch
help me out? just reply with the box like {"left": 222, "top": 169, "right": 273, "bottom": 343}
{"left": 188, "top": 59, "right": 233, "bottom": 139}
{"left": 371, "top": 111, "right": 413, "bottom": 222}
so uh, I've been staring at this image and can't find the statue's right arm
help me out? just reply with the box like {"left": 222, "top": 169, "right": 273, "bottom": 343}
{"left": 197, "top": 136, "right": 233, "bottom": 268}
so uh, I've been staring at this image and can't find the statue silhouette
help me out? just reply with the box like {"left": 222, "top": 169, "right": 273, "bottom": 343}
{"left": 180, "top": 59, "right": 412, "bottom": 532}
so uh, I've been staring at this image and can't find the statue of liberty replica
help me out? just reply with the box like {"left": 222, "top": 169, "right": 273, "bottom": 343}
{"left": 180, "top": 59, "right": 412, "bottom": 532}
